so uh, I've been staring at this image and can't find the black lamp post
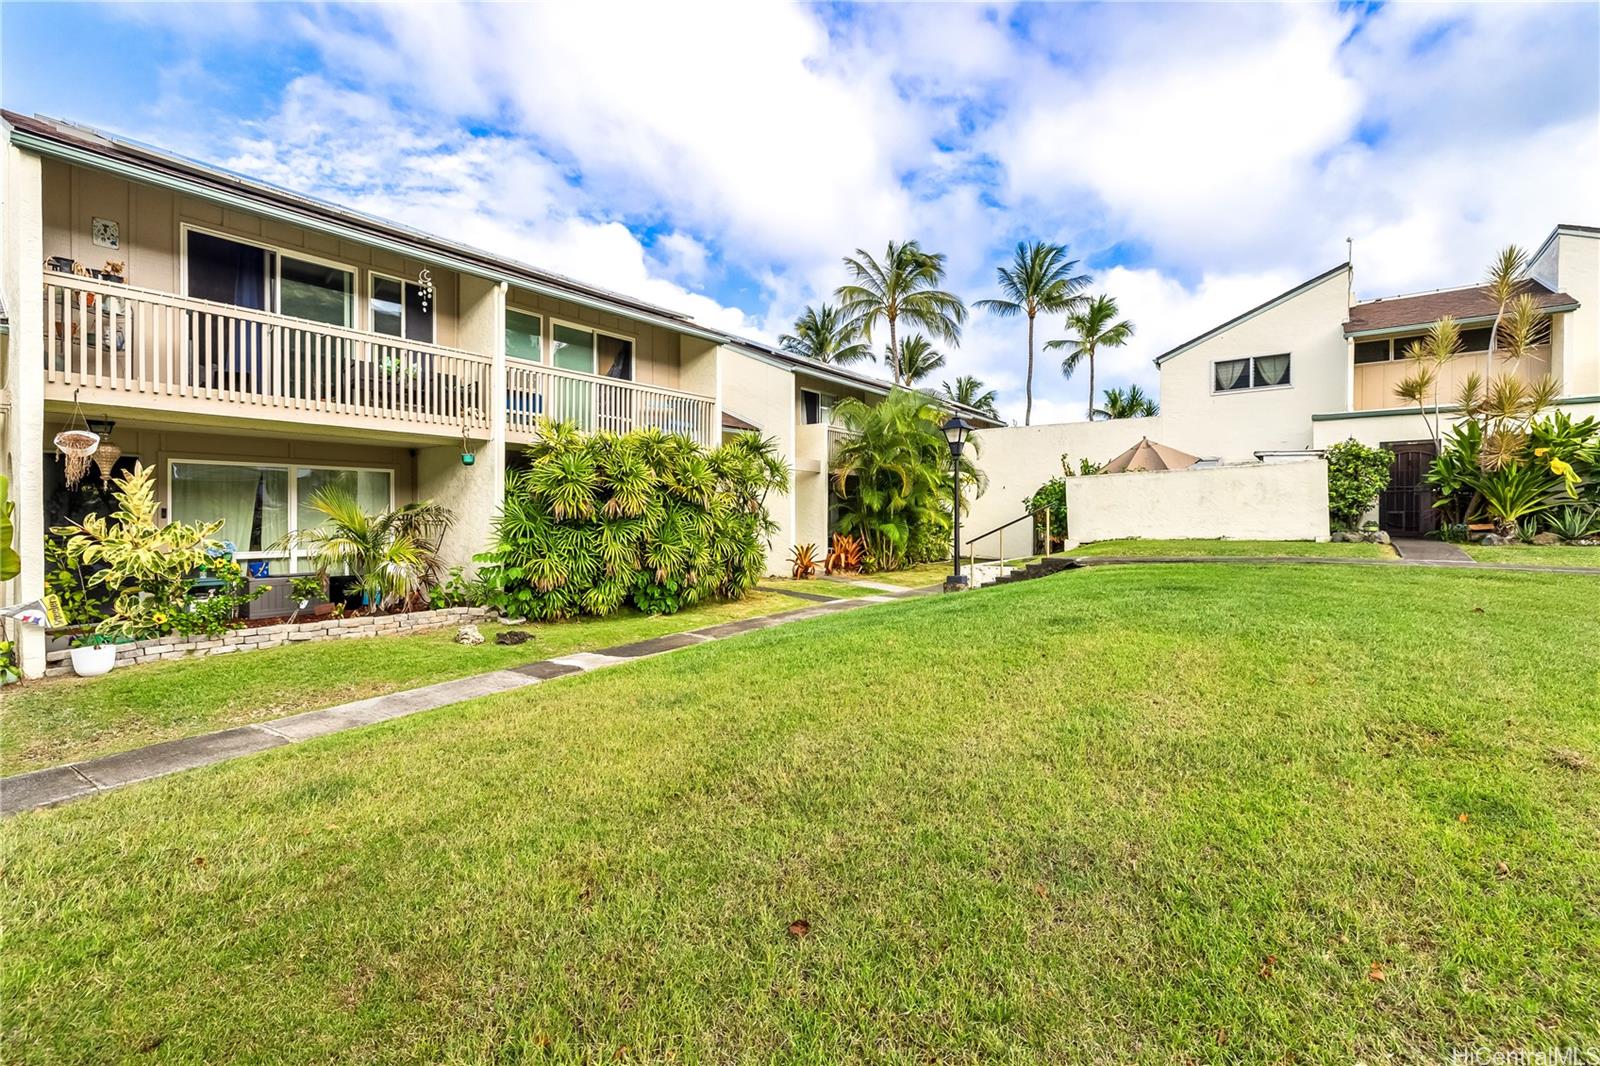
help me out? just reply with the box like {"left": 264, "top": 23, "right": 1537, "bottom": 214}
{"left": 942, "top": 415, "right": 973, "bottom": 591}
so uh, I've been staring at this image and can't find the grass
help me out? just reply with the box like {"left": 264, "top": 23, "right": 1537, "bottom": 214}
{"left": 5, "top": 564, "right": 1598, "bottom": 1061}
{"left": 0, "top": 592, "right": 797, "bottom": 775}
{"left": 1461, "top": 544, "right": 1600, "bottom": 567}
{"left": 847, "top": 560, "right": 958, "bottom": 587}
{"left": 758, "top": 577, "right": 884, "bottom": 599}
{"left": 1069, "top": 537, "right": 1397, "bottom": 559}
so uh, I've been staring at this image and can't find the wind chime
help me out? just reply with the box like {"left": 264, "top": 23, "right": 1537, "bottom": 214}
{"left": 417, "top": 268, "right": 435, "bottom": 314}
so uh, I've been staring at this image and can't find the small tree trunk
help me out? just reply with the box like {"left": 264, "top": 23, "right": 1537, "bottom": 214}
{"left": 1024, "top": 313, "right": 1035, "bottom": 426}
{"left": 888, "top": 314, "right": 900, "bottom": 386}
{"left": 1087, "top": 349, "right": 1097, "bottom": 422}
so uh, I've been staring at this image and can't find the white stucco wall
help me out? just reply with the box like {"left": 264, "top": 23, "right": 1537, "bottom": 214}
{"left": 1550, "top": 231, "right": 1599, "bottom": 397}
{"left": 1156, "top": 267, "right": 1353, "bottom": 462}
{"left": 1063, "top": 459, "right": 1331, "bottom": 544}
{"left": 964, "top": 418, "right": 1167, "bottom": 557}
{"left": 718, "top": 348, "right": 797, "bottom": 575}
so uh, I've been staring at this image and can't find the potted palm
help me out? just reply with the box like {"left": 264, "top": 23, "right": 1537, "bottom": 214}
{"left": 69, "top": 633, "right": 117, "bottom": 677}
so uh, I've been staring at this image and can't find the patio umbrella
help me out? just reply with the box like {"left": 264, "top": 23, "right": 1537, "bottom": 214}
{"left": 1101, "top": 436, "right": 1200, "bottom": 473}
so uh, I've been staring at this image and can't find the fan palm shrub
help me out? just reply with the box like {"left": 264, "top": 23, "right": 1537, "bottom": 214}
{"left": 482, "top": 424, "right": 787, "bottom": 619}
{"left": 975, "top": 240, "right": 1091, "bottom": 426}
{"left": 830, "top": 389, "right": 985, "bottom": 571}
{"left": 835, "top": 240, "right": 966, "bottom": 386}
{"left": 283, "top": 491, "right": 454, "bottom": 612}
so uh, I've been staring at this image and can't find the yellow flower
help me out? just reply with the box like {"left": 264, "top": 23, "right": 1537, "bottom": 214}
{"left": 1534, "top": 447, "right": 1549, "bottom": 457}
{"left": 1550, "top": 457, "right": 1574, "bottom": 476}
{"left": 152, "top": 612, "right": 169, "bottom": 624}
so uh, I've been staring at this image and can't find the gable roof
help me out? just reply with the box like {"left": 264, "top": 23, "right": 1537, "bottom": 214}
{"left": 1152, "top": 264, "right": 1349, "bottom": 365}
{"left": 1344, "top": 279, "right": 1579, "bottom": 336}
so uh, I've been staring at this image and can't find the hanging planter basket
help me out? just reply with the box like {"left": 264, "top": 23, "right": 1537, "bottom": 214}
{"left": 53, "top": 429, "right": 100, "bottom": 489}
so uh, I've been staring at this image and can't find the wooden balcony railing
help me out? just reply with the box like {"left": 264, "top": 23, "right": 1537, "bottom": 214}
{"left": 506, "top": 361, "right": 715, "bottom": 446}
{"left": 43, "top": 274, "right": 492, "bottom": 434}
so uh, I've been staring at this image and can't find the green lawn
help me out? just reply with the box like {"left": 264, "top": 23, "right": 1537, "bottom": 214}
{"left": 1461, "top": 544, "right": 1600, "bottom": 567}
{"left": 1, "top": 592, "right": 796, "bottom": 774}
{"left": 1069, "top": 537, "right": 1397, "bottom": 559}
{"left": 5, "top": 565, "right": 1598, "bottom": 1061}
{"left": 759, "top": 577, "right": 884, "bottom": 599}
{"left": 850, "top": 560, "right": 958, "bottom": 587}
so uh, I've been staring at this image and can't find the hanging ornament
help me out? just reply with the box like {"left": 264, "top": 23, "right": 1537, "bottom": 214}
{"left": 92, "top": 436, "right": 123, "bottom": 482}
{"left": 52, "top": 391, "right": 99, "bottom": 489}
{"left": 416, "top": 268, "right": 434, "bottom": 314}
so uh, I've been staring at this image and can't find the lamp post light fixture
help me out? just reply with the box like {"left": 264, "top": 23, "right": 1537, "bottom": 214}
{"left": 941, "top": 415, "right": 973, "bottom": 592}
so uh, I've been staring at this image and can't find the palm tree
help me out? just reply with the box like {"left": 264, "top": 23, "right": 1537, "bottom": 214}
{"left": 1481, "top": 245, "right": 1528, "bottom": 375}
{"left": 778, "top": 302, "right": 873, "bottom": 366}
{"left": 941, "top": 375, "right": 1000, "bottom": 420}
{"left": 835, "top": 240, "right": 966, "bottom": 386}
{"left": 1099, "top": 384, "right": 1159, "bottom": 419}
{"left": 895, "top": 334, "right": 946, "bottom": 385}
{"left": 974, "top": 241, "right": 1092, "bottom": 426}
{"left": 282, "top": 489, "right": 454, "bottom": 611}
{"left": 1048, "top": 294, "right": 1134, "bottom": 421}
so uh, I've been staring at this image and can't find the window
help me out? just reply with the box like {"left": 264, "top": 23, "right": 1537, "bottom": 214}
{"left": 801, "top": 389, "right": 836, "bottom": 425}
{"left": 168, "top": 461, "right": 392, "bottom": 572}
{"left": 1354, "top": 340, "right": 1391, "bottom": 365}
{"left": 1458, "top": 327, "right": 1493, "bottom": 353}
{"left": 183, "top": 227, "right": 354, "bottom": 326}
{"left": 506, "top": 309, "right": 543, "bottom": 361}
{"left": 1214, "top": 354, "right": 1291, "bottom": 392}
{"left": 551, "top": 322, "right": 634, "bottom": 381}
{"left": 280, "top": 256, "right": 353, "bottom": 326}
{"left": 186, "top": 230, "right": 271, "bottom": 310}
{"left": 370, "top": 274, "right": 435, "bottom": 343}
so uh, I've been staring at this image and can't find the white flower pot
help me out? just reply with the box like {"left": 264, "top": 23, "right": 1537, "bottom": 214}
{"left": 70, "top": 644, "right": 117, "bottom": 677}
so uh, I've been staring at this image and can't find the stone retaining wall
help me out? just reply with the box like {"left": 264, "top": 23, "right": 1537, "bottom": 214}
{"left": 44, "top": 607, "right": 492, "bottom": 677}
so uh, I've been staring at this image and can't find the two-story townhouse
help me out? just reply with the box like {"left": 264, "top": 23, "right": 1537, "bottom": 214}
{"left": 0, "top": 113, "right": 997, "bottom": 678}
{"left": 964, "top": 223, "right": 1599, "bottom": 552}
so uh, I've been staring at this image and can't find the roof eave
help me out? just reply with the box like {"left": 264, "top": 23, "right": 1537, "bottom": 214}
{"left": 1344, "top": 302, "right": 1580, "bottom": 337}
{"left": 1153, "top": 263, "right": 1350, "bottom": 366}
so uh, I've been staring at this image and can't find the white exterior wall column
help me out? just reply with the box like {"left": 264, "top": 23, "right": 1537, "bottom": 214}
{"left": 2, "top": 142, "right": 47, "bottom": 677}
{"left": 417, "top": 275, "right": 505, "bottom": 575}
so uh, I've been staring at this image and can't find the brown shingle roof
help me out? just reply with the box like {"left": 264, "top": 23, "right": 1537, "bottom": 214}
{"left": 1345, "top": 280, "right": 1578, "bottom": 335}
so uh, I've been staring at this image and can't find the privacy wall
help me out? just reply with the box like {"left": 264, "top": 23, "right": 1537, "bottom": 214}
{"left": 1062, "top": 459, "right": 1330, "bottom": 544}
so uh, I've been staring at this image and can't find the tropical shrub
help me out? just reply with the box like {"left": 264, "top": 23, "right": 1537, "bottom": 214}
{"left": 50, "top": 460, "right": 264, "bottom": 633}
{"left": 1025, "top": 478, "right": 1068, "bottom": 547}
{"left": 282, "top": 491, "right": 454, "bottom": 612}
{"left": 825, "top": 533, "right": 864, "bottom": 575}
{"left": 1547, "top": 505, "right": 1600, "bottom": 541}
{"left": 1428, "top": 411, "right": 1596, "bottom": 536}
{"left": 0, "top": 474, "right": 19, "bottom": 583}
{"left": 830, "top": 389, "right": 984, "bottom": 571}
{"left": 790, "top": 543, "right": 818, "bottom": 579}
{"left": 1325, "top": 438, "right": 1394, "bottom": 530}
{"left": 482, "top": 424, "right": 788, "bottom": 620}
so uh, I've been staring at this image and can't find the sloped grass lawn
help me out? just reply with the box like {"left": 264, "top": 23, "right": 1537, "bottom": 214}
{"left": 1462, "top": 544, "right": 1600, "bottom": 567}
{"left": 0, "top": 592, "right": 796, "bottom": 774}
{"left": 848, "top": 560, "right": 959, "bottom": 587}
{"left": 1070, "top": 537, "right": 1396, "bottom": 558}
{"left": 5, "top": 566, "right": 1598, "bottom": 1061}
{"left": 759, "top": 577, "right": 884, "bottom": 599}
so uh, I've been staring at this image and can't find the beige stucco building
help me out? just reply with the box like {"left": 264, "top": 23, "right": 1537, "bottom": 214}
{"left": 0, "top": 113, "right": 994, "bottom": 678}
{"left": 966, "top": 223, "right": 1600, "bottom": 553}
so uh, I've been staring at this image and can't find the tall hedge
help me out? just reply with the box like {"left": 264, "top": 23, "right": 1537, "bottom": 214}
{"left": 481, "top": 423, "right": 789, "bottom": 619}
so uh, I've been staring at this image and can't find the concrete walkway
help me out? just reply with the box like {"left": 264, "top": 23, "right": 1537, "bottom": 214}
{"left": 2, "top": 585, "right": 936, "bottom": 817}
{"left": 1390, "top": 537, "right": 1473, "bottom": 562}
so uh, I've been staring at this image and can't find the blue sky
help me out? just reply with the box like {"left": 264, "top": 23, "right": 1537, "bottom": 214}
{"left": 4, "top": 1, "right": 1596, "bottom": 423}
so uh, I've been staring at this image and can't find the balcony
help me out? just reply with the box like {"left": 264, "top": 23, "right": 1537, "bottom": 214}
{"left": 505, "top": 361, "right": 714, "bottom": 445}
{"left": 41, "top": 273, "right": 715, "bottom": 444}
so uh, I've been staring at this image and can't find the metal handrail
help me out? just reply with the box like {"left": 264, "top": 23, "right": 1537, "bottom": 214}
{"left": 965, "top": 507, "right": 1055, "bottom": 585}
